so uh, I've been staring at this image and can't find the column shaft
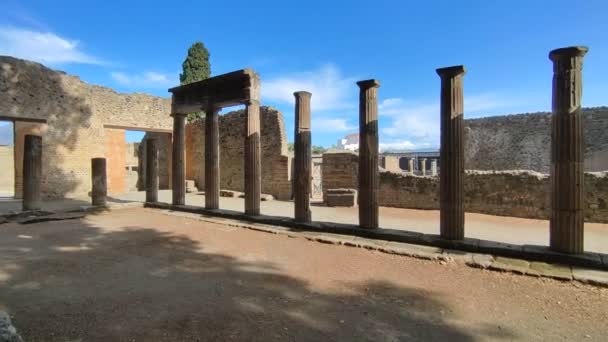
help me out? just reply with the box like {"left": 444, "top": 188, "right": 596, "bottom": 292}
{"left": 421, "top": 158, "right": 427, "bottom": 176}
{"left": 357, "top": 79, "right": 380, "bottom": 229}
{"left": 294, "top": 91, "right": 312, "bottom": 222}
{"left": 91, "top": 157, "right": 107, "bottom": 206}
{"left": 244, "top": 100, "right": 261, "bottom": 216}
{"left": 205, "top": 105, "right": 220, "bottom": 209}
{"left": 549, "top": 46, "right": 588, "bottom": 254}
{"left": 23, "top": 135, "right": 42, "bottom": 210}
{"left": 437, "top": 65, "right": 466, "bottom": 240}
{"left": 145, "top": 139, "right": 159, "bottom": 203}
{"left": 408, "top": 158, "right": 414, "bottom": 174}
{"left": 172, "top": 114, "right": 186, "bottom": 205}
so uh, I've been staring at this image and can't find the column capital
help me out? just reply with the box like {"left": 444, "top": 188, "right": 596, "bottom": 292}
{"left": 293, "top": 91, "right": 312, "bottom": 98}
{"left": 549, "top": 46, "right": 588, "bottom": 62}
{"left": 357, "top": 79, "right": 381, "bottom": 89}
{"left": 436, "top": 65, "right": 466, "bottom": 78}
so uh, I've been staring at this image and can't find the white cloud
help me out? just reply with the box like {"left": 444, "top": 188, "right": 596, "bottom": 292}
{"left": 311, "top": 118, "right": 356, "bottom": 133}
{"left": 262, "top": 64, "right": 357, "bottom": 111}
{"left": 379, "top": 93, "right": 510, "bottom": 148}
{"left": 110, "top": 71, "right": 175, "bottom": 89}
{"left": 0, "top": 26, "right": 102, "bottom": 65}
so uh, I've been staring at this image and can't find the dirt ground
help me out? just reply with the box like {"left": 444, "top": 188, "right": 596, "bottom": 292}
{"left": 0, "top": 208, "right": 607, "bottom": 341}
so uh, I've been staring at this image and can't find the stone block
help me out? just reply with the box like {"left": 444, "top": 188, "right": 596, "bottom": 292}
{"left": 466, "top": 254, "right": 494, "bottom": 269}
{"left": 185, "top": 180, "right": 198, "bottom": 193}
{"left": 529, "top": 262, "right": 572, "bottom": 280}
{"left": 0, "top": 311, "right": 23, "bottom": 342}
{"left": 325, "top": 188, "right": 357, "bottom": 207}
{"left": 489, "top": 257, "right": 530, "bottom": 274}
{"left": 220, "top": 190, "right": 241, "bottom": 197}
{"left": 572, "top": 268, "right": 608, "bottom": 287}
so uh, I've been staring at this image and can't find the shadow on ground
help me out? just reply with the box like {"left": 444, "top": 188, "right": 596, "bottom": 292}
{"left": 0, "top": 215, "right": 515, "bottom": 341}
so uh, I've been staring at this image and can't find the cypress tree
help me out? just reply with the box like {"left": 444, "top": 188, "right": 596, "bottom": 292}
{"left": 180, "top": 42, "right": 210, "bottom": 121}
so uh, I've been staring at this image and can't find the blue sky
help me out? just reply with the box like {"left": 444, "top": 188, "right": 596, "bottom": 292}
{"left": 1, "top": 0, "right": 607, "bottom": 148}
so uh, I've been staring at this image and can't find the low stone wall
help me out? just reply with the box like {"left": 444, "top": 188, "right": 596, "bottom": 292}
{"left": 322, "top": 152, "right": 608, "bottom": 223}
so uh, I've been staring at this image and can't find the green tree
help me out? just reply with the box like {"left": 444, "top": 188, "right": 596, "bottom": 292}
{"left": 180, "top": 42, "right": 211, "bottom": 121}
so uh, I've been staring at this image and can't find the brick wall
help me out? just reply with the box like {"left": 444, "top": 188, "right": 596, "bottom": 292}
{"left": 185, "top": 106, "right": 291, "bottom": 200}
{"left": 0, "top": 56, "right": 172, "bottom": 198}
{"left": 322, "top": 152, "right": 608, "bottom": 223}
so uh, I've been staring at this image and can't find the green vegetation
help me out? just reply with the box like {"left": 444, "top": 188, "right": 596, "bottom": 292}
{"left": 287, "top": 143, "right": 327, "bottom": 155}
{"left": 180, "top": 42, "right": 211, "bottom": 121}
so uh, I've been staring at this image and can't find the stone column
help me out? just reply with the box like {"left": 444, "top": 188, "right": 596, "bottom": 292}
{"left": 172, "top": 113, "right": 187, "bottom": 205}
{"left": 408, "top": 158, "right": 414, "bottom": 174}
{"left": 244, "top": 100, "right": 261, "bottom": 216}
{"left": 205, "top": 104, "right": 220, "bottom": 209}
{"left": 421, "top": 158, "right": 427, "bottom": 176}
{"left": 437, "top": 65, "right": 466, "bottom": 240}
{"left": 91, "top": 158, "right": 107, "bottom": 206}
{"left": 357, "top": 79, "right": 380, "bottom": 229}
{"left": 145, "top": 139, "right": 159, "bottom": 203}
{"left": 549, "top": 46, "right": 588, "bottom": 254}
{"left": 431, "top": 159, "right": 438, "bottom": 176}
{"left": 22, "top": 135, "right": 42, "bottom": 211}
{"left": 294, "top": 91, "right": 312, "bottom": 223}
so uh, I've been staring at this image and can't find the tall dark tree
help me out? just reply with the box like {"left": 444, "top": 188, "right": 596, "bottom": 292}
{"left": 180, "top": 42, "right": 211, "bottom": 121}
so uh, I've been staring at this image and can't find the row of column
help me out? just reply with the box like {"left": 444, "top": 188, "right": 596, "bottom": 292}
{"left": 348, "top": 46, "right": 589, "bottom": 254}
{"left": 13, "top": 46, "right": 580, "bottom": 254}
{"left": 170, "top": 100, "right": 262, "bottom": 216}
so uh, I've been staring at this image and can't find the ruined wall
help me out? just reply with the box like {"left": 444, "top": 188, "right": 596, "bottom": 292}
{"left": 321, "top": 151, "right": 358, "bottom": 202}
{"left": 138, "top": 132, "right": 172, "bottom": 191}
{"left": 185, "top": 106, "right": 291, "bottom": 200}
{"left": 322, "top": 152, "right": 608, "bottom": 223}
{"left": 464, "top": 108, "right": 608, "bottom": 172}
{"left": 0, "top": 56, "right": 172, "bottom": 198}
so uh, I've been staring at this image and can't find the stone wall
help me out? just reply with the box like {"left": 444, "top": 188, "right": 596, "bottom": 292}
{"left": 185, "top": 106, "right": 291, "bottom": 200}
{"left": 464, "top": 108, "right": 608, "bottom": 172}
{"left": 0, "top": 56, "right": 172, "bottom": 198}
{"left": 0, "top": 145, "right": 13, "bottom": 195}
{"left": 322, "top": 152, "right": 608, "bottom": 223}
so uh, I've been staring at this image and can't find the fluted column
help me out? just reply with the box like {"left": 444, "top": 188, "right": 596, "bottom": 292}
{"left": 91, "top": 158, "right": 107, "bottom": 206}
{"left": 294, "top": 91, "right": 312, "bottom": 223}
{"left": 172, "top": 113, "right": 187, "bottom": 205}
{"left": 145, "top": 139, "right": 159, "bottom": 203}
{"left": 22, "top": 135, "right": 42, "bottom": 211}
{"left": 357, "top": 79, "right": 380, "bottom": 229}
{"left": 549, "top": 46, "right": 588, "bottom": 254}
{"left": 437, "top": 65, "right": 466, "bottom": 240}
{"left": 408, "top": 158, "right": 414, "bottom": 174}
{"left": 205, "top": 104, "right": 220, "bottom": 209}
{"left": 244, "top": 100, "right": 261, "bottom": 216}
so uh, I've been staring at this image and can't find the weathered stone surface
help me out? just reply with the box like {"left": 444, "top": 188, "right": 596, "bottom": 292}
{"left": 145, "top": 139, "right": 159, "bottom": 203}
{"left": 185, "top": 106, "right": 291, "bottom": 200}
{"left": 22, "top": 134, "right": 42, "bottom": 211}
{"left": 91, "top": 158, "right": 107, "bottom": 206}
{"left": 18, "top": 211, "right": 87, "bottom": 224}
{"left": 220, "top": 190, "right": 241, "bottom": 197}
{"left": 293, "top": 91, "right": 312, "bottom": 223}
{"left": 0, "top": 311, "right": 23, "bottom": 342}
{"left": 437, "top": 65, "right": 466, "bottom": 240}
{"left": 1, "top": 56, "right": 173, "bottom": 199}
{"left": 466, "top": 254, "right": 495, "bottom": 269}
{"left": 185, "top": 180, "right": 198, "bottom": 193}
{"left": 357, "top": 79, "right": 380, "bottom": 229}
{"left": 529, "top": 262, "right": 572, "bottom": 280}
{"left": 549, "top": 46, "right": 588, "bottom": 254}
{"left": 489, "top": 257, "right": 530, "bottom": 274}
{"left": 325, "top": 188, "right": 357, "bottom": 207}
{"left": 572, "top": 267, "right": 608, "bottom": 286}
{"left": 464, "top": 108, "right": 608, "bottom": 173}
{"left": 324, "top": 152, "right": 608, "bottom": 223}
{"left": 172, "top": 114, "right": 186, "bottom": 206}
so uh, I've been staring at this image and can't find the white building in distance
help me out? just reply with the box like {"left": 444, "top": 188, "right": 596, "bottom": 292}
{"left": 336, "top": 133, "right": 359, "bottom": 151}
